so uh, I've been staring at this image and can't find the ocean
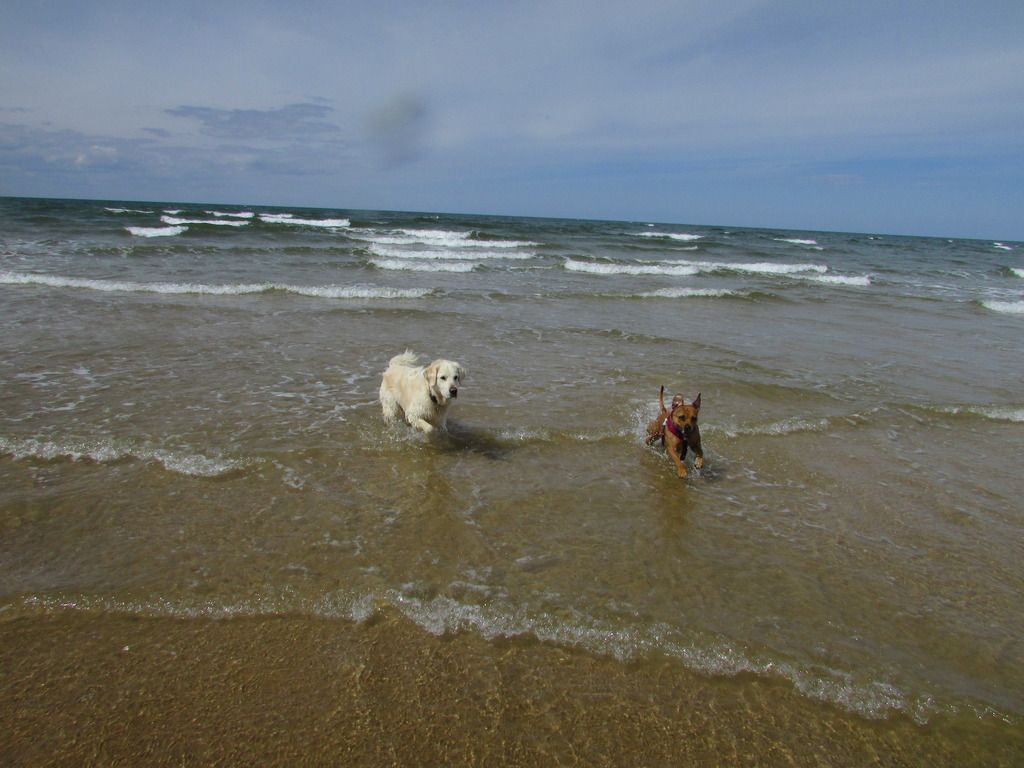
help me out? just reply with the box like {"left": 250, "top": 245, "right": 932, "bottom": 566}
{"left": 1, "top": 195, "right": 1022, "bottom": 764}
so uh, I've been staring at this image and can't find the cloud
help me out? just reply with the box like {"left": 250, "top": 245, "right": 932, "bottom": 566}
{"left": 166, "top": 103, "right": 343, "bottom": 142}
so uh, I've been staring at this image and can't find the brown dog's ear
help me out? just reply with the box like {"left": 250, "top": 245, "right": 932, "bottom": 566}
{"left": 692, "top": 392, "right": 701, "bottom": 409}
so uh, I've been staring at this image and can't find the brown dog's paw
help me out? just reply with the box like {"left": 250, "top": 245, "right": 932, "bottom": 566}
{"left": 694, "top": 456, "right": 704, "bottom": 469}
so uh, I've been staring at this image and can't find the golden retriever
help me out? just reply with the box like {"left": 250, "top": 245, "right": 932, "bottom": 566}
{"left": 379, "top": 350, "right": 465, "bottom": 433}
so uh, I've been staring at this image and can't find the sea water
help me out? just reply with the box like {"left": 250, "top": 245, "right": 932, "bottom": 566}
{"left": 1, "top": 196, "right": 1022, "bottom": 744}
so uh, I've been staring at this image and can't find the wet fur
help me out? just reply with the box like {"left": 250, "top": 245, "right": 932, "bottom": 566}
{"left": 379, "top": 350, "right": 465, "bottom": 433}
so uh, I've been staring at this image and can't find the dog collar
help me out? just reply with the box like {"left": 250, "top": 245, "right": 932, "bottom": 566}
{"left": 665, "top": 416, "right": 686, "bottom": 442}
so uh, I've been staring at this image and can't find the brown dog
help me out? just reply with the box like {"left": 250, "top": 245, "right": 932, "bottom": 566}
{"left": 663, "top": 391, "right": 704, "bottom": 478}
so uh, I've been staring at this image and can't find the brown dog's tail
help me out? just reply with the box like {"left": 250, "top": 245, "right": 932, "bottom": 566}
{"left": 658, "top": 385, "right": 666, "bottom": 412}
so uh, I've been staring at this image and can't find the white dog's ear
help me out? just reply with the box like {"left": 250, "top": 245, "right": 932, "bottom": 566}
{"left": 424, "top": 362, "right": 439, "bottom": 386}
{"left": 457, "top": 365, "right": 466, "bottom": 381}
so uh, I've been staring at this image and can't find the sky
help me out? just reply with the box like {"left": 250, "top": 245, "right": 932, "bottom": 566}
{"left": 2, "top": 1, "right": 1022, "bottom": 239}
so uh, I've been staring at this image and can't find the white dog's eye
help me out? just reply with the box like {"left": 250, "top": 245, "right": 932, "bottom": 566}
{"left": 440, "top": 375, "right": 447, "bottom": 381}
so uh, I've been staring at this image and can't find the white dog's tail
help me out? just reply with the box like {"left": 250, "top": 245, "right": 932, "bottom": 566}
{"left": 389, "top": 349, "right": 419, "bottom": 367}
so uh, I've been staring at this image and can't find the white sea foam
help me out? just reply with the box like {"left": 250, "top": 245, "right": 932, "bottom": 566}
{"left": 639, "top": 287, "right": 739, "bottom": 298}
{"left": 206, "top": 210, "right": 255, "bottom": 219}
{"left": 258, "top": 213, "right": 350, "bottom": 228}
{"left": 636, "top": 231, "right": 704, "bottom": 242}
{"left": 940, "top": 405, "right": 1024, "bottom": 422}
{"left": 368, "top": 243, "right": 534, "bottom": 261}
{"left": 1010, "top": 267, "right": 1024, "bottom": 278}
{"left": 0, "top": 436, "right": 249, "bottom": 477}
{"left": 105, "top": 207, "right": 153, "bottom": 214}
{"left": 698, "top": 260, "right": 827, "bottom": 276}
{"left": 993, "top": 243, "right": 1013, "bottom": 251}
{"left": 564, "top": 259, "right": 700, "bottom": 276}
{"left": 0, "top": 271, "right": 431, "bottom": 299}
{"left": 12, "top": 585, "right": 955, "bottom": 724}
{"left": 161, "top": 215, "right": 249, "bottom": 227}
{"left": 125, "top": 225, "right": 187, "bottom": 237}
{"left": 371, "top": 258, "right": 477, "bottom": 273}
{"left": 775, "top": 237, "right": 820, "bottom": 246}
{"left": 800, "top": 274, "right": 872, "bottom": 287}
{"left": 981, "top": 300, "right": 1024, "bottom": 315}
{"left": 355, "top": 228, "right": 537, "bottom": 249}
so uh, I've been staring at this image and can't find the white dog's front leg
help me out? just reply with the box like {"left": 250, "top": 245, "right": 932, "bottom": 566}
{"left": 412, "top": 417, "right": 436, "bottom": 433}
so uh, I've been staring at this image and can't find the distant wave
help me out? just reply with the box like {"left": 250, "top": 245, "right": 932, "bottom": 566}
{"left": 565, "top": 259, "right": 700, "bottom": 276}
{"left": 1009, "top": 267, "right": 1023, "bottom": 278}
{"left": 564, "top": 258, "right": 831, "bottom": 278}
{"left": 371, "top": 258, "right": 477, "bottom": 273}
{"left": 258, "top": 213, "right": 350, "bottom": 228}
{"left": 993, "top": 243, "right": 1013, "bottom": 251}
{"left": 353, "top": 228, "right": 537, "bottom": 249}
{"left": 161, "top": 215, "right": 249, "bottom": 227}
{"left": 799, "top": 273, "right": 872, "bottom": 287}
{"left": 774, "top": 237, "right": 822, "bottom": 248}
{"left": 980, "top": 300, "right": 1024, "bottom": 315}
{"left": 104, "top": 207, "right": 153, "bottom": 214}
{"left": 0, "top": 435, "right": 250, "bottom": 477}
{"left": 125, "top": 225, "right": 187, "bottom": 238}
{"left": 698, "top": 260, "right": 827, "bottom": 276}
{"left": 637, "top": 287, "right": 742, "bottom": 299}
{"left": 635, "top": 231, "right": 704, "bottom": 242}
{"left": 368, "top": 243, "right": 534, "bottom": 261}
{"left": 0, "top": 270, "right": 432, "bottom": 299}
{"left": 207, "top": 210, "right": 255, "bottom": 219}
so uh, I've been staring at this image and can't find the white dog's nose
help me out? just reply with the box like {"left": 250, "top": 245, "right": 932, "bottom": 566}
{"left": 450, "top": 388, "right": 458, "bottom": 398}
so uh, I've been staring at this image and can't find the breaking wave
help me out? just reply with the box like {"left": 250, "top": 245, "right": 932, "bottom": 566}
{"left": 0, "top": 271, "right": 432, "bottom": 299}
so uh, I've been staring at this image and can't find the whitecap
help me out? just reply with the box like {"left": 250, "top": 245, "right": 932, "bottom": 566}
{"left": 1010, "top": 267, "right": 1023, "bottom": 278}
{"left": 775, "top": 237, "right": 820, "bottom": 246}
{"left": 125, "top": 225, "right": 187, "bottom": 238}
{"left": 206, "top": 210, "right": 255, "bottom": 219}
{"left": 639, "top": 288, "right": 739, "bottom": 298}
{"left": 564, "top": 259, "right": 699, "bottom": 276}
{"left": 354, "top": 228, "right": 537, "bottom": 249}
{"left": 697, "top": 261, "right": 827, "bottom": 276}
{"left": 0, "top": 270, "right": 431, "bottom": 299}
{"left": 368, "top": 243, "right": 534, "bottom": 261}
{"left": 981, "top": 300, "right": 1024, "bottom": 315}
{"left": 161, "top": 215, "right": 248, "bottom": 227}
{"left": 105, "top": 207, "right": 153, "bottom": 214}
{"left": 371, "top": 258, "right": 477, "bottom": 273}
{"left": 800, "top": 274, "right": 872, "bottom": 287}
{"left": 636, "top": 231, "right": 704, "bottom": 242}
{"left": 259, "top": 213, "right": 350, "bottom": 228}
{"left": 993, "top": 243, "right": 1013, "bottom": 251}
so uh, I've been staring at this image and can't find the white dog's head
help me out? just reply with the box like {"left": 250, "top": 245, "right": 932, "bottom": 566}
{"left": 424, "top": 359, "right": 465, "bottom": 405}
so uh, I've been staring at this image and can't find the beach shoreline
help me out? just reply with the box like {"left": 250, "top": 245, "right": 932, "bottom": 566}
{"left": 2, "top": 610, "right": 1020, "bottom": 767}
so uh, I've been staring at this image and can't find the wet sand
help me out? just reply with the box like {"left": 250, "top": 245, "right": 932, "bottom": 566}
{"left": 2, "top": 611, "right": 1020, "bottom": 766}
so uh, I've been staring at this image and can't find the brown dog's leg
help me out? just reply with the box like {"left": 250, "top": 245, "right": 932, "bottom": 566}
{"left": 664, "top": 433, "right": 688, "bottom": 478}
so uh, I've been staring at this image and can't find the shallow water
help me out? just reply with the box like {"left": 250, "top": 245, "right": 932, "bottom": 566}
{"left": 1, "top": 196, "right": 1023, "bottom": 758}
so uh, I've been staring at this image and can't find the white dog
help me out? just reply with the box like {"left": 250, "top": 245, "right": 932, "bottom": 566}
{"left": 379, "top": 350, "right": 465, "bottom": 433}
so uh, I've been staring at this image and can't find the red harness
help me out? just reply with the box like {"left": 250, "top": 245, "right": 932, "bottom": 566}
{"left": 664, "top": 416, "right": 687, "bottom": 446}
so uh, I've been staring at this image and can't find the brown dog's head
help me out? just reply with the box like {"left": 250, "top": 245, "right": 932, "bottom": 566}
{"left": 669, "top": 393, "right": 701, "bottom": 437}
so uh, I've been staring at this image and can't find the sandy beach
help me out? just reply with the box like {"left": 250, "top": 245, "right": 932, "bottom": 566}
{"left": 3, "top": 610, "right": 1021, "bottom": 766}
